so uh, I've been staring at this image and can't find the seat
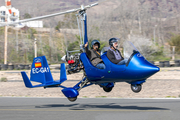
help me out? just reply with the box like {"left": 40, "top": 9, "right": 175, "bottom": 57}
{"left": 80, "top": 53, "right": 96, "bottom": 69}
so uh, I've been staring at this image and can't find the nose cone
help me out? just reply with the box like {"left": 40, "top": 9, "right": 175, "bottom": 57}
{"left": 131, "top": 59, "right": 160, "bottom": 79}
{"left": 143, "top": 64, "right": 160, "bottom": 75}
{"left": 127, "top": 53, "right": 160, "bottom": 80}
{"left": 137, "top": 61, "right": 160, "bottom": 79}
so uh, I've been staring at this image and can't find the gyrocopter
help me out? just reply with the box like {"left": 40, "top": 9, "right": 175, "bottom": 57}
{"left": 1, "top": 2, "right": 160, "bottom": 102}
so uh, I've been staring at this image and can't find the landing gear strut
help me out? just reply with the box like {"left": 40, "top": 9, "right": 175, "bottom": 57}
{"left": 66, "top": 77, "right": 89, "bottom": 102}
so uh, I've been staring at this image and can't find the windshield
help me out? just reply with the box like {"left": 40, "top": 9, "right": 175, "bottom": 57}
{"left": 123, "top": 41, "right": 139, "bottom": 60}
{"left": 101, "top": 47, "right": 109, "bottom": 55}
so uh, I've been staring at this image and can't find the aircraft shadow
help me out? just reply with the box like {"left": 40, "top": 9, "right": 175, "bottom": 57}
{"left": 35, "top": 103, "right": 169, "bottom": 111}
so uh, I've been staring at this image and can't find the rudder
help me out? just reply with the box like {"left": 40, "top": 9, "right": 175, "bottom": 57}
{"left": 60, "top": 63, "right": 67, "bottom": 83}
{"left": 21, "top": 71, "right": 33, "bottom": 88}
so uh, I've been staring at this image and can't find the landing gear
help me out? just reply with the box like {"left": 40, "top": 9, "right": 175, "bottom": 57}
{"left": 68, "top": 97, "right": 77, "bottom": 102}
{"left": 103, "top": 86, "right": 113, "bottom": 92}
{"left": 65, "top": 77, "right": 90, "bottom": 102}
{"left": 100, "top": 82, "right": 114, "bottom": 92}
{"left": 131, "top": 84, "right": 142, "bottom": 93}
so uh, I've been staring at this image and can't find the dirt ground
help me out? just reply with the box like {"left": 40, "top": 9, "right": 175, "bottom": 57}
{"left": 0, "top": 67, "right": 180, "bottom": 98}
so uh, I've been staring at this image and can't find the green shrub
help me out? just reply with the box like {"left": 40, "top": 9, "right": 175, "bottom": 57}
{"left": 169, "top": 34, "right": 180, "bottom": 54}
{"left": 0, "top": 77, "right": 8, "bottom": 82}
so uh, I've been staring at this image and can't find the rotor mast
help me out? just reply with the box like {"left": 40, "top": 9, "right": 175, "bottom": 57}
{"left": 81, "top": 5, "right": 88, "bottom": 47}
{"left": 77, "top": 5, "right": 88, "bottom": 51}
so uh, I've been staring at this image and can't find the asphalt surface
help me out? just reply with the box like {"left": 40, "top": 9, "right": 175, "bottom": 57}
{"left": 0, "top": 97, "right": 180, "bottom": 120}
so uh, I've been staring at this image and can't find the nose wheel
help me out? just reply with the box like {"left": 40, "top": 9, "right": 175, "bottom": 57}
{"left": 68, "top": 97, "right": 77, "bottom": 102}
{"left": 131, "top": 84, "right": 142, "bottom": 93}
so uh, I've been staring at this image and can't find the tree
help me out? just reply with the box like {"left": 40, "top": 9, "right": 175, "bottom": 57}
{"left": 169, "top": 34, "right": 180, "bottom": 54}
{"left": 28, "top": 28, "right": 37, "bottom": 39}
{"left": 67, "top": 41, "right": 79, "bottom": 51}
{"left": 55, "top": 13, "right": 77, "bottom": 30}
{"left": 24, "top": 13, "right": 32, "bottom": 19}
{"left": 127, "top": 35, "right": 163, "bottom": 59}
{"left": 55, "top": 21, "right": 65, "bottom": 31}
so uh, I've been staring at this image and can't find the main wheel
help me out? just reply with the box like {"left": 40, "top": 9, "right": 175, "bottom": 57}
{"left": 103, "top": 87, "right": 113, "bottom": 92}
{"left": 68, "top": 97, "right": 77, "bottom": 102}
{"left": 131, "top": 84, "right": 142, "bottom": 93}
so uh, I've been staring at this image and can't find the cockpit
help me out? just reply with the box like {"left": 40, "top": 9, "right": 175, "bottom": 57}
{"left": 80, "top": 40, "right": 159, "bottom": 81}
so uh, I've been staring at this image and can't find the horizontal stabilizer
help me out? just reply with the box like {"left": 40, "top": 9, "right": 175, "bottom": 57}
{"left": 21, "top": 71, "right": 45, "bottom": 88}
{"left": 21, "top": 71, "right": 63, "bottom": 88}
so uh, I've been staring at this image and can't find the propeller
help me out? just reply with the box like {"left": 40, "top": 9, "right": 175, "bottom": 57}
{"left": 0, "top": 2, "right": 98, "bottom": 27}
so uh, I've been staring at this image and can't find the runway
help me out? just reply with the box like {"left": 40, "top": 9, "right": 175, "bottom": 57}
{"left": 0, "top": 97, "right": 180, "bottom": 120}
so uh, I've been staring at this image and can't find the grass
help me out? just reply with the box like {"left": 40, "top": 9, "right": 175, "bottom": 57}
{"left": 165, "top": 96, "right": 176, "bottom": 98}
{"left": 149, "top": 96, "right": 155, "bottom": 98}
{"left": 95, "top": 96, "right": 107, "bottom": 98}
{"left": 82, "top": 96, "right": 88, "bottom": 98}
{"left": 147, "top": 56, "right": 171, "bottom": 61}
{"left": 0, "top": 77, "right": 8, "bottom": 82}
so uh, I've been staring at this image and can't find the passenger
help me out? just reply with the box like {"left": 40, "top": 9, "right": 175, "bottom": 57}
{"left": 84, "top": 40, "right": 105, "bottom": 69}
{"left": 107, "top": 38, "right": 128, "bottom": 65}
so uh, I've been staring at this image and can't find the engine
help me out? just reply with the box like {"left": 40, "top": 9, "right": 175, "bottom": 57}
{"left": 61, "top": 53, "right": 83, "bottom": 74}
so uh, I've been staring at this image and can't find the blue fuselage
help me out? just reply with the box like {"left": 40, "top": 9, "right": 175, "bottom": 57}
{"left": 80, "top": 52, "right": 159, "bottom": 84}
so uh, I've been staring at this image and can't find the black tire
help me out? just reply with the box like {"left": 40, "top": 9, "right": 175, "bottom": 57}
{"left": 159, "top": 61, "right": 164, "bottom": 67}
{"left": 68, "top": 97, "right": 77, "bottom": 102}
{"left": 19, "top": 64, "right": 25, "bottom": 70}
{"left": 174, "top": 60, "right": 180, "bottom": 67}
{"left": 164, "top": 61, "right": 170, "bottom": 67}
{"left": 8, "top": 65, "right": 14, "bottom": 70}
{"left": 103, "top": 86, "right": 113, "bottom": 92}
{"left": 24, "top": 65, "right": 30, "bottom": 70}
{"left": 14, "top": 65, "right": 19, "bottom": 70}
{"left": 1, "top": 64, "right": 8, "bottom": 70}
{"left": 131, "top": 84, "right": 142, "bottom": 93}
{"left": 149, "top": 61, "right": 154, "bottom": 65}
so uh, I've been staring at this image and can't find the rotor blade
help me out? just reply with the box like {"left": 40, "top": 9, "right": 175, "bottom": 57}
{"left": 84, "top": 2, "right": 98, "bottom": 8}
{"left": 0, "top": 9, "right": 79, "bottom": 27}
{"left": 0, "top": 2, "right": 98, "bottom": 27}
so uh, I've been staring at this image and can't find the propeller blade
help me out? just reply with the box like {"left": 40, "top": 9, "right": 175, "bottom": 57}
{"left": 0, "top": 2, "right": 98, "bottom": 27}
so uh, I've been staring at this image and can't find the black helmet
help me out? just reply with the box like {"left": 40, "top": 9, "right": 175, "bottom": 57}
{"left": 91, "top": 40, "right": 100, "bottom": 49}
{"left": 109, "top": 38, "right": 119, "bottom": 46}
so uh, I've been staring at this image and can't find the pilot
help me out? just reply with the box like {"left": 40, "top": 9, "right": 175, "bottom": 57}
{"left": 107, "top": 38, "right": 127, "bottom": 65}
{"left": 84, "top": 40, "right": 105, "bottom": 69}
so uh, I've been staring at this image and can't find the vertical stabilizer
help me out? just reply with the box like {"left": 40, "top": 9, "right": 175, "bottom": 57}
{"left": 60, "top": 63, "right": 67, "bottom": 83}
{"left": 30, "top": 56, "right": 53, "bottom": 84}
{"left": 21, "top": 71, "right": 33, "bottom": 88}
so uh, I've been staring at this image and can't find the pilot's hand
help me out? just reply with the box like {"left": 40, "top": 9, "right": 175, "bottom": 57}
{"left": 84, "top": 42, "right": 88, "bottom": 48}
